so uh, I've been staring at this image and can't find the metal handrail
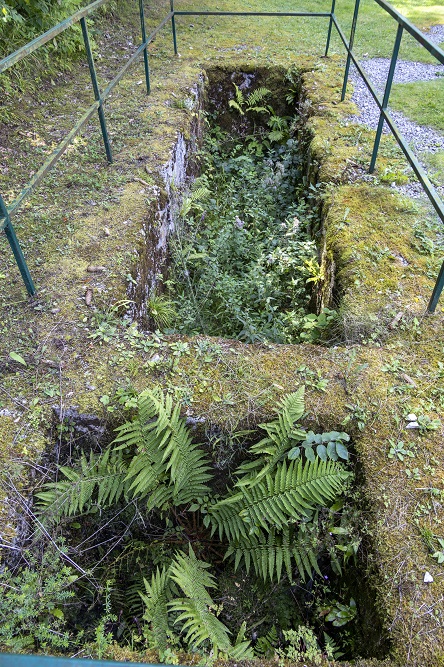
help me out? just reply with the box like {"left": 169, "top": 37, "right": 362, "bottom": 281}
{"left": 0, "top": 0, "right": 166, "bottom": 294}
{"left": 0, "top": 0, "right": 443, "bottom": 311}
{"left": 332, "top": 0, "right": 444, "bottom": 312}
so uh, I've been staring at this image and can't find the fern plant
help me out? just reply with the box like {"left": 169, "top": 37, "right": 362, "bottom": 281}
{"left": 141, "top": 547, "right": 253, "bottom": 659}
{"left": 228, "top": 83, "right": 271, "bottom": 116}
{"left": 37, "top": 388, "right": 212, "bottom": 517}
{"left": 36, "top": 385, "right": 353, "bottom": 659}
{"left": 235, "top": 386, "right": 307, "bottom": 483}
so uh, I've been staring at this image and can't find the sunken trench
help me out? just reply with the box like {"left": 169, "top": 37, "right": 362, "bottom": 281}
{"left": 129, "top": 65, "right": 339, "bottom": 341}
{"left": 21, "top": 65, "right": 395, "bottom": 666}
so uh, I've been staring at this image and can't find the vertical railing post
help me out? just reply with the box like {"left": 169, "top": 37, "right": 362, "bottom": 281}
{"left": 325, "top": 0, "right": 336, "bottom": 57}
{"left": 1, "top": 195, "right": 36, "bottom": 296}
{"left": 80, "top": 16, "right": 113, "bottom": 163}
{"left": 341, "top": 0, "right": 361, "bottom": 101}
{"left": 170, "top": 0, "right": 178, "bottom": 55}
{"left": 428, "top": 260, "right": 444, "bottom": 313}
{"left": 369, "top": 24, "right": 403, "bottom": 173}
{"left": 139, "top": 0, "right": 151, "bottom": 94}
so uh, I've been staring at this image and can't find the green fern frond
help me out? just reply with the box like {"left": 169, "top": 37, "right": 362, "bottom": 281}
{"left": 233, "top": 83, "right": 245, "bottom": 107}
{"left": 254, "top": 625, "right": 278, "bottom": 658}
{"left": 228, "top": 99, "right": 244, "bottom": 115}
{"left": 114, "top": 388, "right": 212, "bottom": 509}
{"left": 267, "top": 130, "right": 284, "bottom": 142}
{"left": 140, "top": 566, "right": 175, "bottom": 654}
{"left": 236, "top": 386, "right": 306, "bottom": 484}
{"left": 247, "top": 87, "right": 270, "bottom": 108}
{"left": 35, "top": 449, "right": 129, "bottom": 518}
{"left": 230, "top": 621, "right": 255, "bottom": 660}
{"left": 210, "top": 457, "right": 350, "bottom": 542}
{"left": 169, "top": 598, "right": 232, "bottom": 652}
{"left": 226, "top": 524, "right": 322, "bottom": 583}
{"left": 169, "top": 547, "right": 217, "bottom": 601}
{"left": 190, "top": 185, "right": 210, "bottom": 204}
{"left": 168, "top": 548, "right": 232, "bottom": 652}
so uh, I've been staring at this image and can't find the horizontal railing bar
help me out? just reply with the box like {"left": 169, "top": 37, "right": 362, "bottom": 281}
{"left": 373, "top": 0, "right": 444, "bottom": 64}
{"left": 0, "top": 0, "right": 107, "bottom": 74}
{"left": 6, "top": 102, "right": 99, "bottom": 218}
{"left": 174, "top": 11, "right": 330, "bottom": 17}
{"left": 101, "top": 12, "right": 173, "bottom": 99}
{"left": 3, "top": 12, "right": 175, "bottom": 223}
{"left": 332, "top": 16, "right": 444, "bottom": 225}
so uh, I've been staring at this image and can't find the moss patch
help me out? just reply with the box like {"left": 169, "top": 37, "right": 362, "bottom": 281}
{"left": 0, "top": 3, "right": 444, "bottom": 665}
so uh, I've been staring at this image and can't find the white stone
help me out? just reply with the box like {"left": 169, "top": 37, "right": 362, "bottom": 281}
{"left": 424, "top": 572, "right": 434, "bottom": 583}
{"left": 406, "top": 413, "right": 417, "bottom": 422}
{"left": 406, "top": 422, "right": 420, "bottom": 429}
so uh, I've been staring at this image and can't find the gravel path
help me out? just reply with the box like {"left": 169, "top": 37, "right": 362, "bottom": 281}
{"left": 347, "top": 26, "right": 444, "bottom": 199}
{"left": 349, "top": 59, "right": 444, "bottom": 154}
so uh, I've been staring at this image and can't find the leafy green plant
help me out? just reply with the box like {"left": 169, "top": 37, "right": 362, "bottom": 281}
{"left": 254, "top": 625, "right": 279, "bottom": 658}
{"left": 342, "top": 401, "right": 368, "bottom": 431}
{"left": 37, "top": 386, "right": 353, "bottom": 658}
{"left": 146, "top": 292, "right": 177, "bottom": 329}
{"left": 325, "top": 598, "right": 357, "bottom": 627}
{"left": 228, "top": 84, "right": 271, "bottom": 116}
{"left": 0, "top": 0, "right": 87, "bottom": 92}
{"left": 0, "top": 548, "right": 77, "bottom": 651}
{"left": 276, "top": 626, "right": 324, "bottom": 666}
{"left": 431, "top": 538, "right": 444, "bottom": 565}
{"left": 387, "top": 439, "right": 415, "bottom": 461}
{"left": 92, "top": 580, "right": 118, "bottom": 660}
{"left": 288, "top": 430, "right": 350, "bottom": 462}
{"left": 167, "top": 100, "right": 321, "bottom": 343}
{"left": 141, "top": 547, "right": 253, "bottom": 659}
{"left": 299, "top": 308, "right": 338, "bottom": 343}
{"left": 417, "top": 414, "right": 441, "bottom": 433}
{"left": 296, "top": 364, "right": 329, "bottom": 392}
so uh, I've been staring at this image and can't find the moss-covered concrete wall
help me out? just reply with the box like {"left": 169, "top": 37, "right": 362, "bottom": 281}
{"left": 0, "top": 45, "right": 443, "bottom": 666}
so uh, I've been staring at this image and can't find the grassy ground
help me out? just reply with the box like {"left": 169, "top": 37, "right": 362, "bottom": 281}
{"left": 422, "top": 149, "right": 444, "bottom": 186}
{"left": 0, "top": 0, "right": 444, "bottom": 665}
{"left": 390, "top": 79, "right": 444, "bottom": 132}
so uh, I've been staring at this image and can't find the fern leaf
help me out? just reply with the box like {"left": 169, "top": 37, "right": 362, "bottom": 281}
{"left": 114, "top": 388, "right": 212, "bottom": 508}
{"left": 228, "top": 99, "right": 244, "bottom": 115}
{"left": 168, "top": 548, "right": 232, "bottom": 652}
{"left": 226, "top": 524, "right": 323, "bottom": 583}
{"left": 140, "top": 566, "right": 174, "bottom": 654}
{"left": 246, "top": 87, "right": 270, "bottom": 107}
{"left": 35, "top": 449, "right": 128, "bottom": 519}
{"left": 268, "top": 130, "right": 284, "bottom": 142}
{"left": 236, "top": 386, "right": 306, "bottom": 484}
{"left": 210, "top": 457, "right": 349, "bottom": 541}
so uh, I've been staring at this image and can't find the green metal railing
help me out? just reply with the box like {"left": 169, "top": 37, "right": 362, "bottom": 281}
{"left": 333, "top": 0, "right": 444, "bottom": 312}
{"left": 0, "top": 0, "right": 444, "bottom": 311}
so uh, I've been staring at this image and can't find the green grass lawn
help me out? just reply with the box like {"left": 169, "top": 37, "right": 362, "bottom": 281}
{"left": 168, "top": 0, "right": 443, "bottom": 63}
{"left": 394, "top": 0, "right": 444, "bottom": 30}
{"left": 421, "top": 149, "right": 444, "bottom": 186}
{"left": 389, "top": 79, "right": 444, "bottom": 132}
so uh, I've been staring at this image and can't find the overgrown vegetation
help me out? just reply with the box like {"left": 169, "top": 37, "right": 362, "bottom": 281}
{"left": 0, "top": 0, "right": 118, "bottom": 89}
{"left": 164, "top": 84, "right": 331, "bottom": 344}
{"left": 0, "top": 386, "right": 369, "bottom": 661}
